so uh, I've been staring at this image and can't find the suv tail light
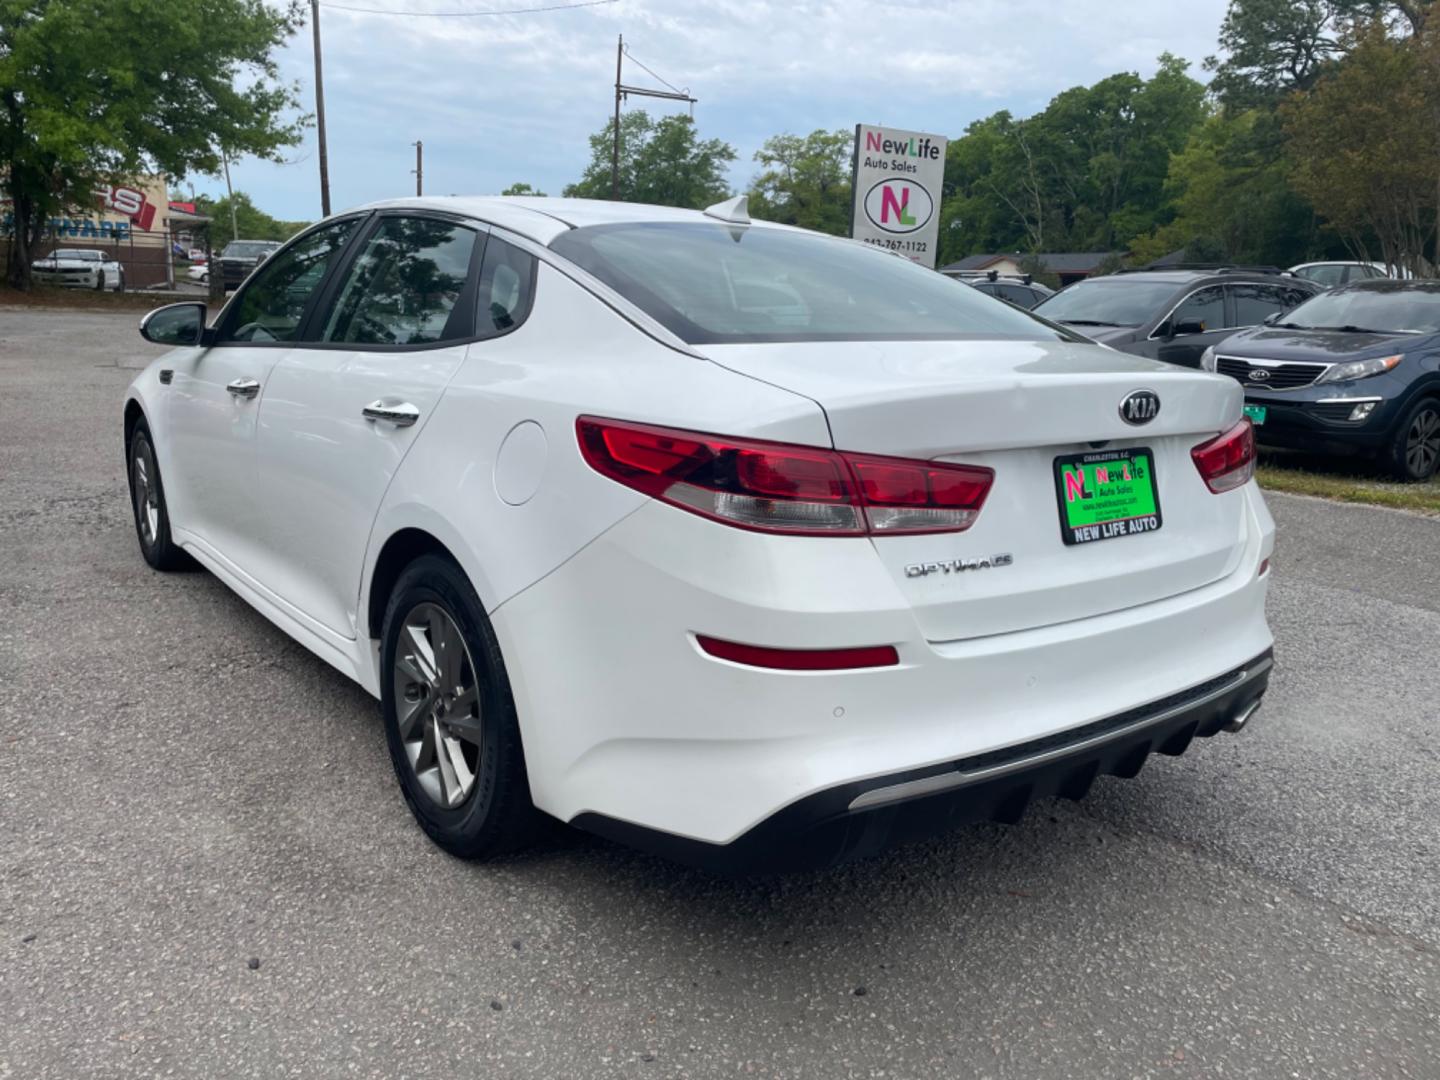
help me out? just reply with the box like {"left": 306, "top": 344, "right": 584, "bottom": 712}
{"left": 577, "top": 417, "right": 994, "bottom": 536}
{"left": 1191, "top": 418, "right": 1256, "bottom": 493}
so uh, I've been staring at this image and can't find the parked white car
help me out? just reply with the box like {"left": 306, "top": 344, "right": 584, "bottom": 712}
{"left": 124, "top": 196, "right": 1275, "bottom": 872}
{"left": 31, "top": 247, "right": 125, "bottom": 291}
{"left": 1288, "top": 261, "right": 1391, "bottom": 288}
{"left": 185, "top": 263, "right": 208, "bottom": 284}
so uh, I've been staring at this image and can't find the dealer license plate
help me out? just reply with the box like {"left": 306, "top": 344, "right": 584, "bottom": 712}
{"left": 1054, "top": 448, "right": 1162, "bottom": 546}
{"left": 1243, "top": 404, "right": 1267, "bottom": 426}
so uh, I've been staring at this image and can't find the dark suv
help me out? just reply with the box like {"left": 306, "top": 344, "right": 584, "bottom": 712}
{"left": 960, "top": 274, "right": 1054, "bottom": 309}
{"left": 217, "top": 239, "right": 282, "bottom": 289}
{"left": 1031, "top": 269, "right": 1321, "bottom": 367}
{"left": 1202, "top": 280, "right": 1440, "bottom": 481}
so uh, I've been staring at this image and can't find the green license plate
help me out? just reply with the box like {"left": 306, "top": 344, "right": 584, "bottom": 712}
{"left": 1243, "top": 404, "right": 1267, "bottom": 425}
{"left": 1054, "top": 448, "right": 1162, "bottom": 546}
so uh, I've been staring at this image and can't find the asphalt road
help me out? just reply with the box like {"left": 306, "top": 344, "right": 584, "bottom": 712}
{"left": 2, "top": 308, "right": 1437, "bottom": 1079}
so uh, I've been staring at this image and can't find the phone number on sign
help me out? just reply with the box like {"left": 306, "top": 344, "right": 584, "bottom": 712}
{"left": 862, "top": 237, "right": 928, "bottom": 254}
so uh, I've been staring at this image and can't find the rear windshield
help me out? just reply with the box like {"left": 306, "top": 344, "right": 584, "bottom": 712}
{"left": 1279, "top": 283, "right": 1440, "bottom": 334}
{"left": 548, "top": 222, "right": 1064, "bottom": 345}
{"left": 223, "top": 241, "right": 278, "bottom": 258}
{"left": 1033, "top": 279, "right": 1181, "bottom": 327}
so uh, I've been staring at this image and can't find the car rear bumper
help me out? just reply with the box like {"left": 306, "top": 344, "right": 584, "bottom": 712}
{"left": 492, "top": 484, "right": 1275, "bottom": 865}
{"left": 575, "top": 649, "right": 1272, "bottom": 873}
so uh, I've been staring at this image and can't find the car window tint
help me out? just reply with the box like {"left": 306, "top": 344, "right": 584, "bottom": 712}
{"left": 475, "top": 236, "right": 536, "bottom": 337}
{"left": 1230, "top": 283, "right": 1289, "bottom": 326}
{"left": 219, "top": 220, "right": 359, "bottom": 344}
{"left": 1172, "top": 286, "right": 1225, "bottom": 330}
{"left": 550, "top": 222, "right": 1062, "bottom": 345}
{"left": 998, "top": 284, "right": 1036, "bottom": 306}
{"left": 322, "top": 217, "right": 479, "bottom": 346}
{"left": 1304, "top": 264, "right": 1345, "bottom": 287}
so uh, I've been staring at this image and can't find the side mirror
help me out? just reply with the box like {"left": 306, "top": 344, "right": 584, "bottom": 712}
{"left": 1172, "top": 318, "right": 1207, "bottom": 337}
{"left": 140, "top": 302, "right": 207, "bottom": 346}
{"left": 1262, "top": 311, "right": 1283, "bottom": 326}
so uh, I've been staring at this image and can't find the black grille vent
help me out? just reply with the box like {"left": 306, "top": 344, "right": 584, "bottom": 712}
{"left": 1216, "top": 357, "right": 1328, "bottom": 390}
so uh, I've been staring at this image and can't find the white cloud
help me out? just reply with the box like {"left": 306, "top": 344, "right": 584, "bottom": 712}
{"left": 216, "top": 0, "right": 1229, "bottom": 219}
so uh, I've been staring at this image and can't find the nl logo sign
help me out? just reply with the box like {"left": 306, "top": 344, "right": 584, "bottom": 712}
{"left": 850, "top": 124, "right": 947, "bottom": 267}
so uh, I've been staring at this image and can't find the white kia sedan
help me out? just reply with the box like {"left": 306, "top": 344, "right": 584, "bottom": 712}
{"left": 125, "top": 197, "right": 1274, "bottom": 872}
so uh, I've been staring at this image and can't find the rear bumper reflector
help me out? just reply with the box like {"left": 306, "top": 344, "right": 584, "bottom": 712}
{"left": 696, "top": 635, "right": 899, "bottom": 671}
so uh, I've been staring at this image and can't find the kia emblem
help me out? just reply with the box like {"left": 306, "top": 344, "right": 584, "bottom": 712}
{"left": 1119, "top": 389, "right": 1160, "bottom": 426}
{"left": 1248, "top": 368, "right": 1271, "bottom": 382}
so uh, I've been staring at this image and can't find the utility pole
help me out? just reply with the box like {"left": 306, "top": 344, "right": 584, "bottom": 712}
{"left": 611, "top": 35, "right": 622, "bottom": 200}
{"left": 220, "top": 148, "right": 238, "bottom": 241}
{"left": 311, "top": 0, "right": 332, "bottom": 216}
{"left": 413, "top": 141, "right": 423, "bottom": 196}
{"left": 610, "top": 37, "right": 698, "bottom": 202}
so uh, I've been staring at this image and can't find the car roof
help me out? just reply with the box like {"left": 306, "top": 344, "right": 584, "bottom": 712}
{"left": 1071, "top": 269, "right": 1307, "bottom": 288}
{"left": 352, "top": 195, "right": 792, "bottom": 246}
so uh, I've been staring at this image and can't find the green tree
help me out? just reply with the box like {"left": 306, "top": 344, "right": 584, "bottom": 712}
{"left": 500, "top": 182, "right": 547, "bottom": 196}
{"left": 746, "top": 129, "right": 853, "bottom": 235}
{"left": 1133, "top": 109, "right": 1321, "bottom": 266}
{"left": 194, "top": 191, "right": 309, "bottom": 249}
{"left": 565, "top": 111, "right": 735, "bottom": 209}
{"left": 1283, "top": 20, "right": 1440, "bottom": 274}
{"left": 0, "top": 0, "right": 307, "bottom": 288}
{"left": 936, "top": 55, "right": 1205, "bottom": 259}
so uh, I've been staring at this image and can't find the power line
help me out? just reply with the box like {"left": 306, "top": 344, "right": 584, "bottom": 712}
{"left": 320, "top": 0, "right": 615, "bottom": 15}
{"left": 622, "top": 45, "right": 684, "bottom": 97}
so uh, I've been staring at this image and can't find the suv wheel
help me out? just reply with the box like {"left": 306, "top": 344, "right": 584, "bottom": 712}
{"left": 1389, "top": 398, "right": 1440, "bottom": 482}
{"left": 380, "top": 554, "right": 541, "bottom": 858}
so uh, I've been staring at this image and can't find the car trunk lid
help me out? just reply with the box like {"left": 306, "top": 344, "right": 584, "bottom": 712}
{"left": 702, "top": 338, "right": 1250, "bottom": 641}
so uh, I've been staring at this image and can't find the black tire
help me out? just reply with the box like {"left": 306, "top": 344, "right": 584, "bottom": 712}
{"left": 380, "top": 554, "right": 540, "bottom": 859}
{"left": 94, "top": 270, "right": 105, "bottom": 291}
{"left": 1387, "top": 397, "right": 1440, "bottom": 482}
{"left": 127, "top": 421, "right": 187, "bottom": 570}
{"left": 115, "top": 270, "right": 125, "bottom": 293}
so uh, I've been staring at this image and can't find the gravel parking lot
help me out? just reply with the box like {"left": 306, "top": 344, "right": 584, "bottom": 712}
{"left": 2, "top": 307, "right": 1438, "bottom": 1079}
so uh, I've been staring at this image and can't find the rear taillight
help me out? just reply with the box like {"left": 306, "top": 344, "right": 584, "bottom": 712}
{"left": 1191, "top": 418, "right": 1256, "bottom": 493}
{"left": 696, "top": 635, "right": 899, "bottom": 670}
{"left": 577, "top": 417, "right": 993, "bottom": 536}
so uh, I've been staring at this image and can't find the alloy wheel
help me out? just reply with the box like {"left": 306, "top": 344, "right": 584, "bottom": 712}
{"left": 131, "top": 440, "right": 160, "bottom": 545}
{"left": 1405, "top": 407, "right": 1440, "bottom": 478}
{"left": 392, "top": 602, "right": 484, "bottom": 809}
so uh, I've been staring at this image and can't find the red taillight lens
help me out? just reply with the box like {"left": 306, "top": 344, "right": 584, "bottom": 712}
{"left": 1191, "top": 418, "right": 1256, "bottom": 494}
{"left": 696, "top": 635, "right": 899, "bottom": 670}
{"left": 577, "top": 417, "right": 994, "bottom": 536}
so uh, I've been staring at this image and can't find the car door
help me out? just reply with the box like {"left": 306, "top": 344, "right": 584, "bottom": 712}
{"left": 1153, "top": 284, "right": 1228, "bottom": 367}
{"left": 248, "top": 212, "right": 494, "bottom": 638}
{"left": 162, "top": 218, "right": 361, "bottom": 576}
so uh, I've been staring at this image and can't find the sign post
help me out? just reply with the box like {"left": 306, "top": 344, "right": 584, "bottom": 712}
{"left": 849, "top": 124, "right": 948, "bottom": 268}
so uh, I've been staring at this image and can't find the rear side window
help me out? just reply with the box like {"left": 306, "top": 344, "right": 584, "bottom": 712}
{"left": 1300, "top": 264, "right": 1345, "bottom": 287}
{"left": 321, "top": 216, "right": 480, "bottom": 346}
{"left": 997, "top": 284, "right": 1037, "bottom": 306}
{"left": 475, "top": 236, "right": 536, "bottom": 337}
{"left": 218, "top": 219, "right": 358, "bottom": 344}
{"left": 549, "top": 222, "right": 1062, "bottom": 345}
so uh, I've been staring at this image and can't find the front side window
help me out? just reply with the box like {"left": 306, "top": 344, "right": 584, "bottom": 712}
{"left": 1230, "top": 283, "right": 1289, "bottom": 327}
{"left": 1171, "top": 286, "right": 1225, "bottom": 332}
{"left": 218, "top": 220, "right": 359, "bottom": 344}
{"left": 322, "top": 216, "right": 479, "bottom": 347}
{"left": 549, "top": 222, "right": 1062, "bottom": 345}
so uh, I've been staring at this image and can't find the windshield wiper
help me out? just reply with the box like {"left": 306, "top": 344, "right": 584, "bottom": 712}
{"left": 1059, "top": 318, "right": 1124, "bottom": 327}
{"left": 1315, "top": 324, "right": 1392, "bottom": 335}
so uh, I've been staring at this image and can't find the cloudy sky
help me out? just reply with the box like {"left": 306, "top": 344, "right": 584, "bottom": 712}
{"left": 199, "top": 0, "right": 1233, "bottom": 220}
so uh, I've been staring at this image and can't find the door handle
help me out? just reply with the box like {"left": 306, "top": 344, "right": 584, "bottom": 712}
{"left": 226, "top": 377, "right": 261, "bottom": 399}
{"left": 363, "top": 400, "right": 421, "bottom": 427}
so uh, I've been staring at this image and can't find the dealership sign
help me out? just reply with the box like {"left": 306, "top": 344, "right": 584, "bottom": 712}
{"left": 849, "top": 125, "right": 948, "bottom": 267}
